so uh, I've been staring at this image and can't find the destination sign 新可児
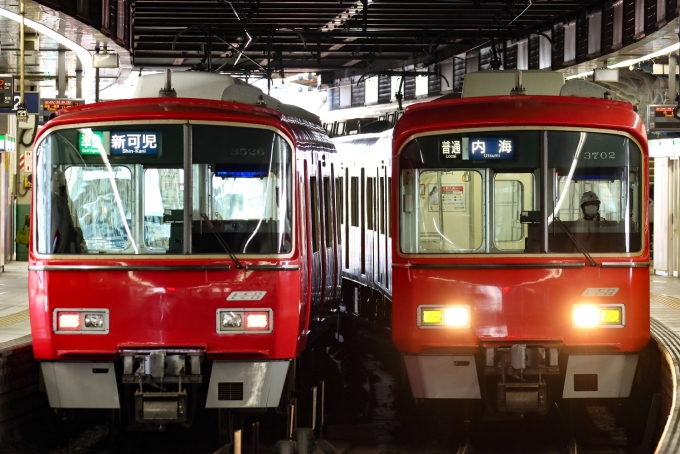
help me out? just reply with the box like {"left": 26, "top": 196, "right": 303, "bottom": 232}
{"left": 110, "top": 132, "right": 159, "bottom": 155}
{"left": 469, "top": 137, "right": 515, "bottom": 160}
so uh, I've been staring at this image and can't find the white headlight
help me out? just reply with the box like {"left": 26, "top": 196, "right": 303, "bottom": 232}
{"left": 444, "top": 306, "right": 470, "bottom": 327}
{"left": 573, "top": 305, "right": 600, "bottom": 328}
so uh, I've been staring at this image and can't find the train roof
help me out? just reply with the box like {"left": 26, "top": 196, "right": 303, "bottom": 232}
{"left": 394, "top": 95, "right": 647, "bottom": 151}
{"left": 35, "top": 97, "right": 335, "bottom": 153}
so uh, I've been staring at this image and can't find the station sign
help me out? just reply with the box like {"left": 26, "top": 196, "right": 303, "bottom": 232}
{"left": 0, "top": 75, "right": 13, "bottom": 109}
{"left": 0, "top": 92, "right": 38, "bottom": 115}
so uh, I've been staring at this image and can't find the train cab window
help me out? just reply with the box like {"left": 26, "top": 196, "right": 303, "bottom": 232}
{"left": 405, "top": 170, "right": 484, "bottom": 252}
{"left": 35, "top": 123, "right": 293, "bottom": 256}
{"left": 398, "top": 129, "right": 642, "bottom": 255}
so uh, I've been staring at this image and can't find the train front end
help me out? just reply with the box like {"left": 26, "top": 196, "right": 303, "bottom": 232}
{"left": 392, "top": 95, "right": 650, "bottom": 414}
{"left": 28, "top": 99, "right": 310, "bottom": 426}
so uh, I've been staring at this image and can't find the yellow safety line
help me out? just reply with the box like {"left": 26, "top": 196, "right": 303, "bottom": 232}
{"left": 0, "top": 309, "right": 30, "bottom": 328}
{"left": 651, "top": 293, "right": 680, "bottom": 311}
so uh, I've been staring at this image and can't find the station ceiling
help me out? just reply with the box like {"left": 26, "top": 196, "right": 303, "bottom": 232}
{"left": 8, "top": 0, "right": 680, "bottom": 100}
{"left": 130, "top": 0, "right": 595, "bottom": 76}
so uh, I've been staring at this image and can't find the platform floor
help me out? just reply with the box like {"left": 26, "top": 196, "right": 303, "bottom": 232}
{"left": 0, "top": 262, "right": 30, "bottom": 345}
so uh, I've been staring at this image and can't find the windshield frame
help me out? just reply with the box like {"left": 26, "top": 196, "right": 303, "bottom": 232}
{"left": 396, "top": 125, "right": 646, "bottom": 258}
{"left": 32, "top": 119, "right": 297, "bottom": 259}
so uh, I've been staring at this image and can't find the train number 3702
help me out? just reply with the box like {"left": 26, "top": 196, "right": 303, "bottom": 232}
{"left": 583, "top": 151, "right": 616, "bottom": 160}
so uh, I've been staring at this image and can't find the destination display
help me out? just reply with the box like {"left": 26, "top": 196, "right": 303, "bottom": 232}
{"left": 110, "top": 131, "right": 159, "bottom": 155}
{"left": 468, "top": 136, "right": 515, "bottom": 160}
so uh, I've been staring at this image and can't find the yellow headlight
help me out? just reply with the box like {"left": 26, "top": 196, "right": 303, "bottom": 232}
{"left": 422, "top": 309, "right": 443, "bottom": 324}
{"left": 600, "top": 308, "right": 621, "bottom": 324}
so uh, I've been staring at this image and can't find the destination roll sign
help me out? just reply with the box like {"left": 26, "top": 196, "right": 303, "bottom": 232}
{"left": 439, "top": 136, "right": 516, "bottom": 161}
{"left": 469, "top": 137, "right": 515, "bottom": 160}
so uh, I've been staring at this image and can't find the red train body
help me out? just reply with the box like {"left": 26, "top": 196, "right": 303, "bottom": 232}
{"left": 336, "top": 78, "right": 650, "bottom": 413}
{"left": 28, "top": 73, "right": 341, "bottom": 427}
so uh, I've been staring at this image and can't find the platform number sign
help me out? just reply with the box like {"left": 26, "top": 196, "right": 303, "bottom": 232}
{"left": 0, "top": 75, "right": 13, "bottom": 109}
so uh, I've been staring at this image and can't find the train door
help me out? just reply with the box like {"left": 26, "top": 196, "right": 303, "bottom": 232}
{"left": 299, "top": 160, "right": 312, "bottom": 335}
{"left": 328, "top": 163, "right": 341, "bottom": 303}
{"left": 303, "top": 161, "right": 315, "bottom": 330}
{"left": 317, "top": 162, "right": 328, "bottom": 311}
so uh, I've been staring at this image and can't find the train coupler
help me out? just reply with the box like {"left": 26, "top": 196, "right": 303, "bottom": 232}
{"left": 496, "top": 381, "right": 547, "bottom": 413}
{"left": 134, "top": 390, "right": 188, "bottom": 424}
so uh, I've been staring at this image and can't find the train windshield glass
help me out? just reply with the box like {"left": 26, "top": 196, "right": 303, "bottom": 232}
{"left": 399, "top": 130, "right": 643, "bottom": 255}
{"left": 35, "top": 124, "right": 293, "bottom": 255}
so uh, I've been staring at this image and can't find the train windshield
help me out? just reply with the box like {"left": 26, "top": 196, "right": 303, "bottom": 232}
{"left": 35, "top": 124, "right": 293, "bottom": 255}
{"left": 399, "top": 130, "right": 643, "bottom": 255}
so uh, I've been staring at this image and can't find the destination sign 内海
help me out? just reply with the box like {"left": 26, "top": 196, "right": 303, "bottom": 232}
{"left": 468, "top": 137, "right": 515, "bottom": 160}
{"left": 110, "top": 132, "right": 159, "bottom": 155}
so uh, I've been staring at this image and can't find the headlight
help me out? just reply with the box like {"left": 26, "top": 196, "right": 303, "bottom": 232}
{"left": 572, "top": 304, "right": 625, "bottom": 328}
{"left": 418, "top": 305, "right": 471, "bottom": 328}
{"left": 217, "top": 308, "right": 272, "bottom": 333}
{"left": 54, "top": 309, "right": 109, "bottom": 333}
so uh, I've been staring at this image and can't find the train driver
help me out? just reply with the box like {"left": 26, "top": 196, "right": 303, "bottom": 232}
{"left": 580, "top": 191, "right": 606, "bottom": 221}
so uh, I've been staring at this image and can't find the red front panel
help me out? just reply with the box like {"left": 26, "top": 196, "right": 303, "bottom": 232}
{"left": 29, "top": 261, "right": 303, "bottom": 361}
{"left": 392, "top": 264, "right": 650, "bottom": 353}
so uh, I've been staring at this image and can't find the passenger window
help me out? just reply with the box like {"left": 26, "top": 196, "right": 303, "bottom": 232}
{"left": 367, "top": 177, "right": 375, "bottom": 230}
{"left": 350, "top": 176, "right": 359, "bottom": 227}
{"left": 324, "top": 177, "right": 332, "bottom": 245}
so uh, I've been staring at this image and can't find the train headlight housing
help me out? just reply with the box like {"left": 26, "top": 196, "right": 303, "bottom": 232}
{"left": 217, "top": 308, "right": 273, "bottom": 333}
{"left": 572, "top": 304, "right": 625, "bottom": 328}
{"left": 54, "top": 309, "right": 109, "bottom": 334}
{"left": 418, "top": 305, "right": 471, "bottom": 328}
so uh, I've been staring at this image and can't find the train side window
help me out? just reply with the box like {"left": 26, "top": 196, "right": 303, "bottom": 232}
{"left": 379, "top": 177, "right": 385, "bottom": 234}
{"left": 494, "top": 173, "right": 534, "bottom": 251}
{"left": 324, "top": 177, "right": 332, "bottom": 245}
{"left": 311, "top": 177, "right": 320, "bottom": 252}
{"left": 387, "top": 177, "right": 392, "bottom": 238}
{"left": 361, "top": 168, "right": 366, "bottom": 274}
{"left": 350, "top": 176, "right": 359, "bottom": 227}
{"left": 367, "top": 177, "right": 376, "bottom": 230}
{"left": 336, "top": 177, "right": 343, "bottom": 233}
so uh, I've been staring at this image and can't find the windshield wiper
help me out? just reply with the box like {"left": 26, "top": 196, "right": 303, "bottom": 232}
{"left": 552, "top": 217, "right": 596, "bottom": 267}
{"left": 200, "top": 213, "right": 244, "bottom": 269}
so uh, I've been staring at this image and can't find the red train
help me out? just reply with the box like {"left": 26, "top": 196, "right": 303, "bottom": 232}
{"left": 28, "top": 72, "right": 341, "bottom": 431}
{"left": 335, "top": 71, "right": 650, "bottom": 414}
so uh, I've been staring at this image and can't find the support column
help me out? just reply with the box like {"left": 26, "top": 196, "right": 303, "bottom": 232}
{"left": 57, "top": 46, "right": 66, "bottom": 98}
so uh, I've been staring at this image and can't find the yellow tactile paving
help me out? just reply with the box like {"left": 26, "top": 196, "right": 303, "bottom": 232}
{"left": 0, "top": 309, "right": 30, "bottom": 328}
{"left": 651, "top": 293, "right": 680, "bottom": 311}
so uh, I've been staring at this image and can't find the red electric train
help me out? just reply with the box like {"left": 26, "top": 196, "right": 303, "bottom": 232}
{"left": 334, "top": 71, "right": 650, "bottom": 415}
{"left": 28, "top": 72, "right": 341, "bottom": 432}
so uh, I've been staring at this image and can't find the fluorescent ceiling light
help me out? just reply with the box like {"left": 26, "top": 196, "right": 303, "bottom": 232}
{"left": 0, "top": 7, "right": 94, "bottom": 91}
{"left": 608, "top": 43, "right": 680, "bottom": 69}
{"left": 565, "top": 71, "right": 594, "bottom": 80}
